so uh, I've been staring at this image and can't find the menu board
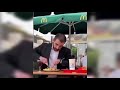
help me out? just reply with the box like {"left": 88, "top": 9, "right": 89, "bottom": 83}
{"left": 71, "top": 34, "right": 87, "bottom": 44}
{"left": 88, "top": 27, "right": 120, "bottom": 41}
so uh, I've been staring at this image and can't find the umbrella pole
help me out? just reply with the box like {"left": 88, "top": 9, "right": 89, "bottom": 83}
{"left": 69, "top": 22, "right": 71, "bottom": 49}
{"left": 0, "top": 12, "right": 2, "bottom": 41}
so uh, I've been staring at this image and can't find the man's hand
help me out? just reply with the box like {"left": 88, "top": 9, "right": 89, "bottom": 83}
{"left": 53, "top": 59, "right": 60, "bottom": 65}
{"left": 13, "top": 70, "right": 32, "bottom": 78}
{"left": 51, "top": 59, "right": 60, "bottom": 68}
{"left": 39, "top": 56, "right": 48, "bottom": 65}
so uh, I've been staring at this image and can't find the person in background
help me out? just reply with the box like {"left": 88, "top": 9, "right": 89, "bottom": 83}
{"left": 0, "top": 39, "right": 33, "bottom": 78}
{"left": 107, "top": 53, "right": 120, "bottom": 78}
{"left": 33, "top": 33, "right": 71, "bottom": 78}
{"left": 81, "top": 49, "right": 87, "bottom": 68}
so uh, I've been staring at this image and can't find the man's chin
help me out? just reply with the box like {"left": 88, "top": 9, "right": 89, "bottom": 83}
{"left": 54, "top": 49, "right": 59, "bottom": 51}
{"left": 55, "top": 50, "right": 59, "bottom": 51}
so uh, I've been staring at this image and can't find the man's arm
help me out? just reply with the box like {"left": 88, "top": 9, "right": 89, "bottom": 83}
{"left": 33, "top": 43, "right": 45, "bottom": 62}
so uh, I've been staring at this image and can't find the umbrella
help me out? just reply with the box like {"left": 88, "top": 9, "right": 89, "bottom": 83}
{"left": 34, "top": 12, "right": 87, "bottom": 48}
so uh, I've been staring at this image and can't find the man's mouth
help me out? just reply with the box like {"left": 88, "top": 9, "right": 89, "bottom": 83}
{"left": 54, "top": 48, "right": 59, "bottom": 51}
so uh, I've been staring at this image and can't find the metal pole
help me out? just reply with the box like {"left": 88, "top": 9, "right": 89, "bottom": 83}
{"left": 0, "top": 12, "right": 2, "bottom": 40}
{"left": 51, "top": 36, "right": 53, "bottom": 43}
{"left": 0, "top": 12, "right": 2, "bottom": 52}
{"left": 69, "top": 22, "right": 71, "bottom": 49}
{"left": 0, "top": 12, "right": 1, "bottom": 24}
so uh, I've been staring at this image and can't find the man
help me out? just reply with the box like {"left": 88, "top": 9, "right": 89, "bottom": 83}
{"left": 33, "top": 33, "right": 71, "bottom": 78}
{"left": 0, "top": 40, "right": 33, "bottom": 78}
{"left": 107, "top": 53, "right": 120, "bottom": 78}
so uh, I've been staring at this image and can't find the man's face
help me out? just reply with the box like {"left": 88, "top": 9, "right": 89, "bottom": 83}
{"left": 53, "top": 39, "right": 65, "bottom": 51}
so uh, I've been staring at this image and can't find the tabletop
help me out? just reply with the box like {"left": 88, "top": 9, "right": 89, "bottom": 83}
{"left": 33, "top": 70, "right": 87, "bottom": 76}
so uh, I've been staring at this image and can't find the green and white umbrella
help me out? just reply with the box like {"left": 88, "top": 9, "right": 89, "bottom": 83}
{"left": 34, "top": 12, "right": 87, "bottom": 48}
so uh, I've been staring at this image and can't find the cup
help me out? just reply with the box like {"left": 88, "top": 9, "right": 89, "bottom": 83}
{"left": 69, "top": 59, "right": 75, "bottom": 70}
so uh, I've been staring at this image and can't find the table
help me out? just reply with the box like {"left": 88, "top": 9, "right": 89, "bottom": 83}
{"left": 33, "top": 70, "right": 87, "bottom": 76}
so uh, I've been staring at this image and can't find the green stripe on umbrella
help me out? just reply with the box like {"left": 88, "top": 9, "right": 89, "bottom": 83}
{"left": 34, "top": 12, "right": 87, "bottom": 34}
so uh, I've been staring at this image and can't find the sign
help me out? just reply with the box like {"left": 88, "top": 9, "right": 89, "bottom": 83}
{"left": 80, "top": 15, "right": 87, "bottom": 21}
{"left": 71, "top": 34, "right": 87, "bottom": 44}
{"left": 88, "top": 27, "right": 120, "bottom": 41}
{"left": 41, "top": 17, "right": 47, "bottom": 23}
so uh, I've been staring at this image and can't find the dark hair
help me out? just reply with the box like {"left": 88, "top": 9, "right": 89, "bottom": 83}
{"left": 54, "top": 33, "right": 66, "bottom": 43}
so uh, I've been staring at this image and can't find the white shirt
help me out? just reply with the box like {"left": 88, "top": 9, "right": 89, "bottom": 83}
{"left": 47, "top": 47, "right": 59, "bottom": 78}
{"left": 107, "top": 68, "right": 120, "bottom": 78}
{"left": 49, "top": 48, "right": 59, "bottom": 68}
{"left": 81, "top": 55, "right": 87, "bottom": 67}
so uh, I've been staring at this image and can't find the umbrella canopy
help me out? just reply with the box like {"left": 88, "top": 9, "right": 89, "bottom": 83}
{"left": 34, "top": 12, "right": 87, "bottom": 34}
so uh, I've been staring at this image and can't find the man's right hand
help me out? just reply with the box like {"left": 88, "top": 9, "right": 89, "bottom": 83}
{"left": 39, "top": 56, "right": 48, "bottom": 65}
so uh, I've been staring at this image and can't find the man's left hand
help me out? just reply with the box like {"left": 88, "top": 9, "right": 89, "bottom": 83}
{"left": 53, "top": 59, "right": 60, "bottom": 65}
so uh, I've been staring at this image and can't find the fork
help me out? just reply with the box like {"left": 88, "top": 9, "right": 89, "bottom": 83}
{"left": 60, "top": 58, "right": 65, "bottom": 63}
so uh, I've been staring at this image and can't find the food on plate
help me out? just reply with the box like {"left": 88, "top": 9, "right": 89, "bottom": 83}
{"left": 43, "top": 68, "right": 59, "bottom": 71}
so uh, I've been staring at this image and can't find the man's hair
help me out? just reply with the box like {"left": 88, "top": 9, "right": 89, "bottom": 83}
{"left": 54, "top": 33, "right": 66, "bottom": 43}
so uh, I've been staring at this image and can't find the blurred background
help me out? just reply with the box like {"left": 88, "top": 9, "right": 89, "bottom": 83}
{"left": 0, "top": 12, "right": 33, "bottom": 78}
{"left": 87, "top": 12, "right": 120, "bottom": 78}
{"left": 0, "top": 12, "right": 33, "bottom": 52}
{"left": 1, "top": 12, "right": 120, "bottom": 78}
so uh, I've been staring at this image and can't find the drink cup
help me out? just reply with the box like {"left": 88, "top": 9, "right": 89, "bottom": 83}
{"left": 69, "top": 59, "right": 75, "bottom": 70}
